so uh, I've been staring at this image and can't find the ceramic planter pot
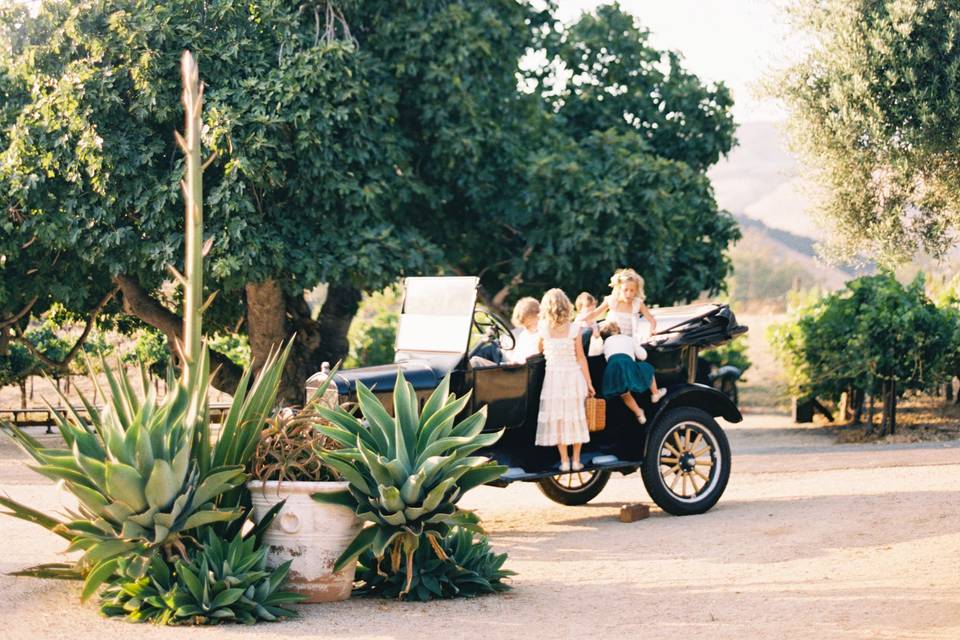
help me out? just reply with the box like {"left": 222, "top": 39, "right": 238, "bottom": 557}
{"left": 248, "top": 480, "right": 361, "bottom": 603}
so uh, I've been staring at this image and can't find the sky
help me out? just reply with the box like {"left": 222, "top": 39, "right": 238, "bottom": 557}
{"left": 555, "top": 0, "right": 805, "bottom": 123}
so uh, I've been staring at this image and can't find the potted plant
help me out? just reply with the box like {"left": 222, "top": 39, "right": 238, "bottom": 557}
{"left": 247, "top": 374, "right": 361, "bottom": 603}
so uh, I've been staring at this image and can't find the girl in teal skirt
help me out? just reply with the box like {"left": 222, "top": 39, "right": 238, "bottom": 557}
{"left": 599, "top": 321, "right": 666, "bottom": 424}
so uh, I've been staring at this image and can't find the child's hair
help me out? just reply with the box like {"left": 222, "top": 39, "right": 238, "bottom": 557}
{"left": 511, "top": 297, "right": 540, "bottom": 328}
{"left": 575, "top": 291, "right": 597, "bottom": 313}
{"left": 539, "top": 288, "right": 573, "bottom": 329}
{"left": 598, "top": 320, "right": 620, "bottom": 340}
{"left": 609, "top": 268, "right": 646, "bottom": 303}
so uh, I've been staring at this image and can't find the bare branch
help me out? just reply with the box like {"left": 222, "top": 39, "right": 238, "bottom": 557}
{"left": 112, "top": 274, "right": 243, "bottom": 394}
{"left": 0, "top": 296, "right": 39, "bottom": 329}
{"left": 13, "top": 287, "right": 119, "bottom": 371}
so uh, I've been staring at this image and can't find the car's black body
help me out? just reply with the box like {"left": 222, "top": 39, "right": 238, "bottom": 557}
{"left": 307, "top": 277, "right": 748, "bottom": 515}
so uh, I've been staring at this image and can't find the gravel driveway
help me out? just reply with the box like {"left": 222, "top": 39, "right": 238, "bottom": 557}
{"left": 1, "top": 413, "right": 958, "bottom": 640}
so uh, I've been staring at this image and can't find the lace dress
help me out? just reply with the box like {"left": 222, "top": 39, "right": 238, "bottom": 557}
{"left": 604, "top": 295, "right": 642, "bottom": 337}
{"left": 535, "top": 324, "right": 590, "bottom": 447}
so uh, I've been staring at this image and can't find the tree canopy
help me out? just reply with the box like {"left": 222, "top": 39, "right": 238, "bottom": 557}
{"left": 773, "top": 0, "right": 960, "bottom": 264}
{"left": 1, "top": 0, "right": 738, "bottom": 400}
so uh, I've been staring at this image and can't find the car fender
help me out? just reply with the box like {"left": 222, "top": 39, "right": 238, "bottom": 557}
{"left": 653, "top": 383, "right": 742, "bottom": 424}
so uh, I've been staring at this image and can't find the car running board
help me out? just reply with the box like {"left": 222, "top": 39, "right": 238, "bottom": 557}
{"left": 491, "top": 455, "right": 642, "bottom": 486}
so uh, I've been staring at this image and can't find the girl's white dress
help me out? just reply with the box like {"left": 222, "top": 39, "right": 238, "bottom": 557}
{"left": 604, "top": 295, "right": 642, "bottom": 337}
{"left": 535, "top": 324, "right": 590, "bottom": 446}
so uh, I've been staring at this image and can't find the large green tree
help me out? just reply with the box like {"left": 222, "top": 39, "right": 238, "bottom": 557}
{"left": 1, "top": 1, "right": 738, "bottom": 402}
{"left": 460, "top": 3, "right": 739, "bottom": 306}
{"left": 773, "top": 0, "right": 960, "bottom": 264}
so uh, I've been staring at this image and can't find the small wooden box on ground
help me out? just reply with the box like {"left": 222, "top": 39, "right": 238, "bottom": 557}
{"left": 619, "top": 503, "right": 650, "bottom": 522}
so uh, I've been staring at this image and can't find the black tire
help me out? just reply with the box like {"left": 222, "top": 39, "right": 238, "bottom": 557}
{"left": 641, "top": 407, "right": 731, "bottom": 516}
{"left": 537, "top": 469, "right": 611, "bottom": 506}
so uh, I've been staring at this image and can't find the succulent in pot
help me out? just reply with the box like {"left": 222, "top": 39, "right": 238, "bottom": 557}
{"left": 247, "top": 369, "right": 361, "bottom": 603}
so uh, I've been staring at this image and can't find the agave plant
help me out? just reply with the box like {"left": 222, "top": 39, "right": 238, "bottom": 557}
{"left": 354, "top": 526, "right": 513, "bottom": 601}
{"left": 100, "top": 509, "right": 302, "bottom": 625}
{"left": 0, "top": 53, "right": 294, "bottom": 608}
{"left": 0, "top": 348, "right": 268, "bottom": 598}
{"left": 312, "top": 372, "right": 507, "bottom": 595}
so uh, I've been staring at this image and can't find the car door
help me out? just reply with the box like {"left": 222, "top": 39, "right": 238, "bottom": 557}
{"left": 471, "top": 355, "right": 545, "bottom": 431}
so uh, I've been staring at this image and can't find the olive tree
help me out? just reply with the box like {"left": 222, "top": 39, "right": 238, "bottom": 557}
{"left": 772, "top": 0, "right": 960, "bottom": 264}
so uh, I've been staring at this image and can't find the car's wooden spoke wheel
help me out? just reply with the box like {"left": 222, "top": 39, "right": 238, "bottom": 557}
{"left": 641, "top": 407, "right": 731, "bottom": 515}
{"left": 554, "top": 469, "right": 597, "bottom": 490}
{"left": 657, "top": 421, "right": 720, "bottom": 501}
{"left": 537, "top": 469, "right": 611, "bottom": 506}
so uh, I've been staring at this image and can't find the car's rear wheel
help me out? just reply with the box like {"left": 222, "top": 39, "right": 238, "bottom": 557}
{"left": 641, "top": 407, "right": 731, "bottom": 516}
{"left": 537, "top": 469, "right": 611, "bottom": 505}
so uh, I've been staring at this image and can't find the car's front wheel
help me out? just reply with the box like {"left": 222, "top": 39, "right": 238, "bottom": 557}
{"left": 537, "top": 469, "right": 611, "bottom": 505}
{"left": 641, "top": 407, "right": 731, "bottom": 515}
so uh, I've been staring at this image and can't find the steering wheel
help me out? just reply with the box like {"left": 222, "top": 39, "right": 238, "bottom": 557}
{"left": 472, "top": 309, "right": 517, "bottom": 351}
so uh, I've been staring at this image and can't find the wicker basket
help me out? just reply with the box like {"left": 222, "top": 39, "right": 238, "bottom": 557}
{"left": 585, "top": 397, "right": 606, "bottom": 432}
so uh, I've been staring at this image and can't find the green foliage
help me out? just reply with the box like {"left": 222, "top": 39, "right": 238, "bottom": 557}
{"left": 100, "top": 526, "right": 302, "bottom": 624}
{"left": 207, "top": 333, "right": 251, "bottom": 369}
{"left": 346, "top": 287, "right": 400, "bottom": 368}
{"left": 1, "top": 1, "right": 739, "bottom": 377}
{"left": 769, "top": 274, "right": 952, "bottom": 402}
{"left": 772, "top": 0, "right": 960, "bottom": 264}
{"left": 123, "top": 328, "right": 170, "bottom": 378}
{"left": 701, "top": 337, "right": 751, "bottom": 374}
{"left": 481, "top": 127, "right": 739, "bottom": 304}
{"left": 354, "top": 527, "right": 513, "bottom": 601}
{"left": 311, "top": 372, "right": 507, "bottom": 597}
{"left": 538, "top": 3, "right": 736, "bottom": 171}
{"left": 0, "top": 341, "right": 33, "bottom": 389}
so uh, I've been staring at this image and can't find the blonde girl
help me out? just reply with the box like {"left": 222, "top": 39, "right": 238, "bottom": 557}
{"left": 506, "top": 296, "right": 541, "bottom": 363}
{"left": 584, "top": 268, "right": 658, "bottom": 339}
{"left": 535, "top": 288, "right": 594, "bottom": 472}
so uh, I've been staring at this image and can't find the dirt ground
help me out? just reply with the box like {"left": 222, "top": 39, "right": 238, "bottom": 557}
{"left": 1, "top": 413, "right": 958, "bottom": 640}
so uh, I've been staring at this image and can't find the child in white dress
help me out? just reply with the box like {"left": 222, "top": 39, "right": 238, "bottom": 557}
{"left": 535, "top": 289, "right": 595, "bottom": 472}
{"left": 505, "top": 296, "right": 541, "bottom": 364}
{"left": 583, "top": 268, "right": 658, "bottom": 341}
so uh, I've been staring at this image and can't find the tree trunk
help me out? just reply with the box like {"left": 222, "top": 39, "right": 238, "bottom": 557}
{"left": 947, "top": 377, "right": 955, "bottom": 401}
{"left": 116, "top": 273, "right": 359, "bottom": 405}
{"left": 852, "top": 388, "right": 864, "bottom": 425}
{"left": 879, "top": 381, "right": 889, "bottom": 436}
{"left": 865, "top": 392, "right": 874, "bottom": 435}
{"left": 245, "top": 279, "right": 289, "bottom": 373}
{"left": 889, "top": 379, "right": 896, "bottom": 435}
{"left": 19, "top": 380, "right": 27, "bottom": 409}
{"left": 244, "top": 280, "right": 360, "bottom": 407}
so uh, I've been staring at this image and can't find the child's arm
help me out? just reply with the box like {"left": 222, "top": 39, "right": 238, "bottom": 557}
{"left": 574, "top": 333, "right": 595, "bottom": 397}
{"left": 639, "top": 300, "right": 657, "bottom": 335}
{"left": 580, "top": 299, "right": 608, "bottom": 323}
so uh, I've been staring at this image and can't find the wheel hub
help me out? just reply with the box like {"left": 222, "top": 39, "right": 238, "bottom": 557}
{"left": 679, "top": 452, "right": 696, "bottom": 471}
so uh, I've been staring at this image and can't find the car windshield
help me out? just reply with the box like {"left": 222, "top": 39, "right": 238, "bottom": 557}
{"left": 395, "top": 276, "right": 479, "bottom": 358}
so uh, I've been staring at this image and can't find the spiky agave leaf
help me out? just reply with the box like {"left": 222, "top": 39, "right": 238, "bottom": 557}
{"left": 311, "top": 371, "right": 507, "bottom": 595}
{"left": 354, "top": 526, "right": 513, "bottom": 601}
{"left": 99, "top": 524, "right": 303, "bottom": 625}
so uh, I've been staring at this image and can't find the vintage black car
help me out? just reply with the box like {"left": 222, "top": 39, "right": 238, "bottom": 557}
{"left": 307, "top": 277, "right": 747, "bottom": 516}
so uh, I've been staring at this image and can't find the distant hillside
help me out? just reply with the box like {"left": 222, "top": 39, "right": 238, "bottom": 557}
{"left": 710, "top": 121, "right": 823, "bottom": 240}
